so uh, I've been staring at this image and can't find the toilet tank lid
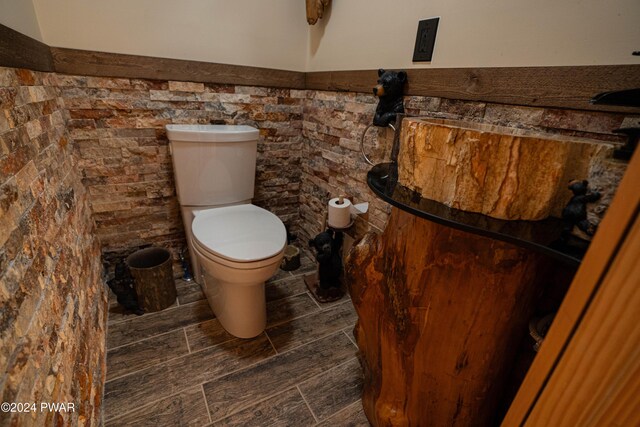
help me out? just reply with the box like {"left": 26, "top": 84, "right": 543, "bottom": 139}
{"left": 166, "top": 124, "right": 259, "bottom": 142}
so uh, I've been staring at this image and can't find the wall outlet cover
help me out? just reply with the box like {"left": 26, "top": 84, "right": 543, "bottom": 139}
{"left": 413, "top": 17, "right": 439, "bottom": 62}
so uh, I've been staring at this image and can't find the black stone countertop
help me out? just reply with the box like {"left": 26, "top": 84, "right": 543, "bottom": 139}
{"left": 367, "top": 163, "right": 587, "bottom": 267}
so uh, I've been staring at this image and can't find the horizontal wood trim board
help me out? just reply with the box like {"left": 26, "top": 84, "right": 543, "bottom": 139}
{"left": 0, "top": 24, "right": 53, "bottom": 72}
{"left": 306, "top": 66, "right": 640, "bottom": 112}
{"left": 50, "top": 48, "right": 306, "bottom": 89}
{"left": 1, "top": 23, "right": 638, "bottom": 112}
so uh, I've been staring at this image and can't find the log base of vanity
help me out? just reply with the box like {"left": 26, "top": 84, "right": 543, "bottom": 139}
{"left": 345, "top": 117, "right": 613, "bottom": 425}
{"left": 346, "top": 209, "right": 553, "bottom": 426}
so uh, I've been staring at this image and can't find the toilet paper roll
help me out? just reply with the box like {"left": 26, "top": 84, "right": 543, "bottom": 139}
{"left": 328, "top": 197, "right": 352, "bottom": 228}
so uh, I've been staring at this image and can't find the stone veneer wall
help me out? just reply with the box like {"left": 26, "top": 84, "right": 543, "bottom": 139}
{"left": 57, "top": 74, "right": 631, "bottom": 255}
{"left": 300, "top": 91, "right": 392, "bottom": 242}
{"left": 299, "top": 91, "right": 632, "bottom": 243}
{"left": 0, "top": 67, "right": 105, "bottom": 425}
{"left": 56, "top": 77, "right": 303, "bottom": 266}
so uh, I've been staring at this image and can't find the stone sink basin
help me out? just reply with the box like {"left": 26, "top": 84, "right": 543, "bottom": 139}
{"left": 397, "top": 118, "right": 614, "bottom": 221}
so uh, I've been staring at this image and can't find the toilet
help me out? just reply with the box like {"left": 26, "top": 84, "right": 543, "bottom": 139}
{"left": 166, "top": 124, "right": 286, "bottom": 338}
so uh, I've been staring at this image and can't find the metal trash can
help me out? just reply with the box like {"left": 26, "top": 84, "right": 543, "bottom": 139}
{"left": 126, "top": 247, "right": 176, "bottom": 312}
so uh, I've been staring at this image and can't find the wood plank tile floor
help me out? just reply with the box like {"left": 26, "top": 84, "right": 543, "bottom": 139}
{"left": 104, "top": 253, "right": 370, "bottom": 426}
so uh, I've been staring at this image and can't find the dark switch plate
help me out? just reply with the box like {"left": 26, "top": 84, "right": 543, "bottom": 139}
{"left": 413, "top": 17, "right": 439, "bottom": 62}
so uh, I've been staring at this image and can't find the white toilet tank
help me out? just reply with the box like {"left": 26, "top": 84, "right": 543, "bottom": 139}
{"left": 166, "top": 124, "right": 260, "bottom": 206}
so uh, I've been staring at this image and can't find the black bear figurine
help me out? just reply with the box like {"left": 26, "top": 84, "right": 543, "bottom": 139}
{"left": 373, "top": 68, "right": 407, "bottom": 127}
{"left": 561, "top": 179, "right": 601, "bottom": 240}
{"left": 107, "top": 261, "right": 144, "bottom": 315}
{"left": 309, "top": 229, "right": 344, "bottom": 297}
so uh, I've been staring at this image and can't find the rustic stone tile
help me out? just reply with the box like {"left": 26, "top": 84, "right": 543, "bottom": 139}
{"left": 405, "top": 95, "right": 441, "bottom": 111}
{"left": 0, "top": 69, "right": 17, "bottom": 87}
{"left": 266, "top": 267, "right": 292, "bottom": 283}
{"left": 299, "top": 358, "right": 363, "bottom": 420}
{"left": 185, "top": 318, "right": 236, "bottom": 352}
{"left": 105, "top": 386, "right": 209, "bottom": 426}
{"left": 587, "top": 157, "right": 628, "bottom": 223}
{"left": 106, "top": 329, "right": 188, "bottom": 380}
{"left": 235, "top": 86, "right": 269, "bottom": 96}
{"left": 0, "top": 67, "right": 105, "bottom": 427}
{"left": 266, "top": 300, "right": 357, "bottom": 352}
{"left": 289, "top": 89, "right": 306, "bottom": 98}
{"left": 621, "top": 117, "right": 640, "bottom": 128}
{"left": 52, "top": 74, "right": 88, "bottom": 87}
{"left": 266, "top": 293, "right": 319, "bottom": 327}
{"left": 483, "top": 104, "right": 544, "bottom": 128}
{"left": 107, "top": 300, "right": 177, "bottom": 324}
{"left": 540, "top": 109, "right": 623, "bottom": 135}
{"left": 211, "top": 388, "right": 315, "bottom": 426}
{"left": 176, "top": 278, "right": 205, "bottom": 304}
{"left": 265, "top": 275, "right": 308, "bottom": 302}
{"left": 85, "top": 77, "right": 132, "bottom": 89}
{"left": 104, "top": 333, "right": 274, "bottom": 415}
{"left": 318, "top": 290, "right": 352, "bottom": 309}
{"left": 203, "top": 331, "right": 357, "bottom": 421}
{"left": 317, "top": 400, "right": 370, "bottom": 426}
{"left": 106, "top": 299, "right": 214, "bottom": 348}
{"left": 290, "top": 251, "right": 317, "bottom": 276}
{"left": 343, "top": 326, "right": 358, "bottom": 347}
{"left": 439, "top": 98, "right": 486, "bottom": 119}
{"left": 168, "top": 81, "right": 205, "bottom": 92}
{"left": 218, "top": 93, "right": 251, "bottom": 103}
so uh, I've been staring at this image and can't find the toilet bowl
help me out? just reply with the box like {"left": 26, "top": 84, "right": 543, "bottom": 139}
{"left": 166, "top": 124, "right": 286, "bottom": 338}
{"left": 190, "top": 203, "right": 286, "bottom": 338}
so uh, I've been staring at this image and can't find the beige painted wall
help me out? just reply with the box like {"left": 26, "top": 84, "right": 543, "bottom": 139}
{"left": 31, "top": 0, "right": 308, "bottom": 71}
{"left": 0, "top": 0, "right": 42, "bottom": 40}
{"left": 2, "top": 0, "right": 638, "bottom": 71}
{"left": 307, "top": 0, "right": 640, "bottom": 71}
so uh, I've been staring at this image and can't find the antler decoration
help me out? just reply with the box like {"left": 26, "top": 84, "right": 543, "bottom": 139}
{"left": 306, "top": 0, "right": 331, "bottom": 25}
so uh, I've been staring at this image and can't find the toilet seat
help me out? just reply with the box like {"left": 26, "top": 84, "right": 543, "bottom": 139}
{"left": 192, "top": 238, "right": 284, "bottom": 270}
{"left": 192, "top": 204, "right": 286, "bottom": 265}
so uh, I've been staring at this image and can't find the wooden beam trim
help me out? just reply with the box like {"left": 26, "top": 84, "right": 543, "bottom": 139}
{"left": 50, "top": 47, "right": 306, "bottom": 89}
{"left": 1, "top": 23, "right": 638, "bottom": 112}
{"left": 0, "top": 24, "right": 53, "bottom": 72}
{"left": 306, "top": 66, "right": 640, "bottom": 113}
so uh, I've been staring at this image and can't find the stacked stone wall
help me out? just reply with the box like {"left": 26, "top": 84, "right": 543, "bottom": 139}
{"left": 0, "top": 67, "right": 105, "bottom": 426}
{"left": 57, "top": 77, "right": 304, "bottom": 265}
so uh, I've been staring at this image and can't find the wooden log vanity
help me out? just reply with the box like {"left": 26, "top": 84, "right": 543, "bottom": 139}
{"left": 345, "top": 118, "right": 618, "bottom": 426}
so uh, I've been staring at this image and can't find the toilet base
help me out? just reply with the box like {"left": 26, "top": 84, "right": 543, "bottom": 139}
{"left": 201, "top": 270, "right": 267, "bottom": 338}
{"left": 192, "top": 242, "right": 284, "bottom": 339}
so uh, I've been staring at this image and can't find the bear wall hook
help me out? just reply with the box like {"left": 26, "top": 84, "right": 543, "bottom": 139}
{"left": 373, "top": 69, "right": 407, "bottom": 127}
